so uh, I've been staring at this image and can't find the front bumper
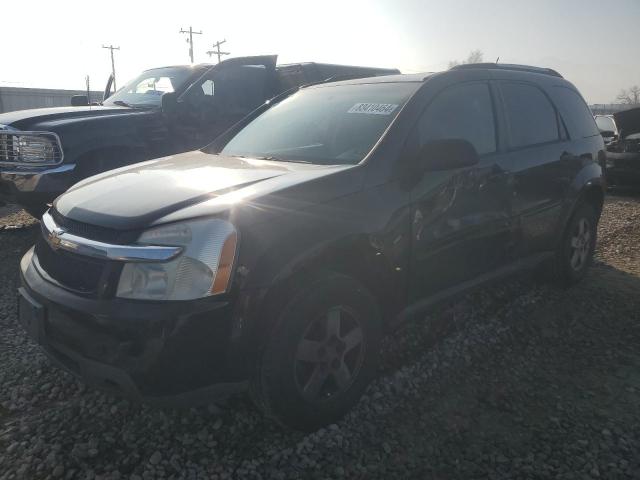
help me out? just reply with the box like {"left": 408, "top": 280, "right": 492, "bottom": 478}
{"left": 18, "top": 247, "right": 249, "bottom": 406}
{"left": 0, "top": 163, "right": 75, "bottom": 205}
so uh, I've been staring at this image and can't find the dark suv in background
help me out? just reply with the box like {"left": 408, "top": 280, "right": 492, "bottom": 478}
{"left": 0, "top": 56, "right": 398, "bottom": 216}
{"left": 18, "top": 64, "right": 605, "bottom": 430}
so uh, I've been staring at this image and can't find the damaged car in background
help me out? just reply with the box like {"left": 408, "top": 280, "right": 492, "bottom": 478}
{"left": 597, "top": 107, "right": 640, "bottom": 186}
{"left": 0, "top": 56, "right": 398, "bottom": 217}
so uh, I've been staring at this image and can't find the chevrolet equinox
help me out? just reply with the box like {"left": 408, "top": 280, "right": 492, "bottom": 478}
{"left": 18, "top": 64, "right": 606, "bottom": 431}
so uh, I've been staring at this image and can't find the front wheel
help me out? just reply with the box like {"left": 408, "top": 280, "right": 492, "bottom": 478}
{"left": 251, "top": 273, "right": 382, "bottom": 431}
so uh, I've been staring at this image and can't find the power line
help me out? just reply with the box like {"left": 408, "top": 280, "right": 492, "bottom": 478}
{"left": 101, "top": 44, "right": 120, "bottom": 91}
{"left": 206, "top": 39, "right": 230, "bottom": 63}
{"left": 179, "top": 26, "right": 203, "bottom": 64}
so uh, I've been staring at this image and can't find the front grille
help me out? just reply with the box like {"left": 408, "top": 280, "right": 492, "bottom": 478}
{"left": 0, "top": 134, "right": 14, "bottom": 162}
{"left": 35, "top": 235, "right": 106, "bottom": 294}
{"left": 51, "top": 209, "right": 124, "bottom": 243}
{"left": 0, "top": 131, "right": 63, "bottom": 165}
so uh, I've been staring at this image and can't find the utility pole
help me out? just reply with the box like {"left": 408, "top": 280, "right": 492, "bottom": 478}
{"left": 102, "top": 44, "right": 120, "bottom": 91}
{"left": 179, "top": 26, "right": 203, "bottom": 64}
{"left": 206, "top": 39, "right": 230, "bottom": 63}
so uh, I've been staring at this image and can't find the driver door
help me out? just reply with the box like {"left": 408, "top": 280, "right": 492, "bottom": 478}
{"left": 172, "top": 55, "right": 278, "bottom": 151}
{"left": 408, "top": 81, "right": 516, "bottom": 302}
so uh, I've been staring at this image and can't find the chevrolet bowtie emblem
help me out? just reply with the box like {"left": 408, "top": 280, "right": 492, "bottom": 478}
{"left": 47, "top": 226, "right": 65, "bottom": 250}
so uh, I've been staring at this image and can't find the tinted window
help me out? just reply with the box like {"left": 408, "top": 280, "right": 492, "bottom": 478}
{"left": 551, "top": 87, "right": 600, "bottom": 138}
{"left": 418, "top": 83, "right": 496, "bottom": 155}
{"left": 220, "top": 82, "right": 419, "bottom": 165}
{"left": 501, "top": 83, "right": 559, "bottom": 148}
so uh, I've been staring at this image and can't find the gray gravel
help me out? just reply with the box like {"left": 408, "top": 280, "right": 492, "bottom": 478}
{"left": 1, "top": 192, "right": 640, "bottom": 479}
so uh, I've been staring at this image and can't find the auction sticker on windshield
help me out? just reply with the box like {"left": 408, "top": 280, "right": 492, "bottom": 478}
{"left": 348, "top": 103, "right": 399, "bottom": 115}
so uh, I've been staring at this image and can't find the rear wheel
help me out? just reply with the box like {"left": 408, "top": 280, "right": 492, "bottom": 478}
{"left": 552, "top": 203, "right": 598, "bottom": 285}
{"left": 251, "top": 272, "right": 382, "bottom": 431}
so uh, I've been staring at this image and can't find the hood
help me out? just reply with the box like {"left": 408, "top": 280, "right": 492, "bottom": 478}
{"left": 54, "top": 150, "right": 356, "bottom": 230}
{"left": 0, "top": 105, "right": 143, "bottom": 131}
{"left": 613, "top": 107, "right": 640, "bottom": 137}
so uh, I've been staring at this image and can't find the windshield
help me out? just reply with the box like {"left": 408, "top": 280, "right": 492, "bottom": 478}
{"left": 103, "top": 67, "right": 195, "bottom": 108}
{"left": 220, "top": 82, "right": 419, "bottom": 165}
{"left": 595, "top": 116, "right": 616, "bottom": 133}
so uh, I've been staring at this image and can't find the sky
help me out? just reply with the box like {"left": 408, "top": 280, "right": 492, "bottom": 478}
{"left": 1, "top": 0, "right": 638, "bottom": 104}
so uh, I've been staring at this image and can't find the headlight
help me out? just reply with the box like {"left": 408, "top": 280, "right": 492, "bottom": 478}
{"left": 0, "top": 131, "right": 63, "bottom": 165}
{"left": 116, "top": 219, "right": 238, "bottom": 300}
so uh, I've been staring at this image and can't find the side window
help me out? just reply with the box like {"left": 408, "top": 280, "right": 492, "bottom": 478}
{"left": 501, "top": 83, "right": 559, "bottom": 148}
{"left": 418, "top": 83, "right": 496, "bottom": 156}
{"left": 550, "top": 87, "right": 600, "bottom": 139}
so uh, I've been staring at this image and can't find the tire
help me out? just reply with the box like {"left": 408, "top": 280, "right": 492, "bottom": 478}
{"left": 22, "top": 203, "right": 48, "bottom": 220}
{"left": 250, "top": 272, "right": 382, "bottom": 431}
{"left": 552, "top": 202, "right": 598, "bottom": 286}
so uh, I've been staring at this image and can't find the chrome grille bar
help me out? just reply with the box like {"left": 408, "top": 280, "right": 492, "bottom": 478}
{"left": 41, "top": 211, "right": 183, "bottom": 263}
{"left": 0, "top": 131, "right": 64, "bottom": 166}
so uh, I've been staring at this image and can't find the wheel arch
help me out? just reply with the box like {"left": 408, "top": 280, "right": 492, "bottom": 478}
{"left": 555, "top": 175, "right": 605, "bottom": 250}
{"left": 73, "top": 145, "right": 147, "bottom": 180}
{"left": 244, "top": 233, "right": 405, "bottom": 344}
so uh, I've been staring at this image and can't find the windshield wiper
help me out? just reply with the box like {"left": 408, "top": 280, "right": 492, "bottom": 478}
{"left": 111, "top": 100, "right": 133, "bottom": 107}
{"left": 110, "top": 100, "right": 155, "bottom": 109}
{"left": 268, "top": 158, "right": 312, "bottom": 164}
{"left": 230, "top": 154, "right": 311, "bottom": 164}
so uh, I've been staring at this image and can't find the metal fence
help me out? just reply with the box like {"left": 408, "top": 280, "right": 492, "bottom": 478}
{"left": 0, "top": 87, "right": 103, "bottom": 114}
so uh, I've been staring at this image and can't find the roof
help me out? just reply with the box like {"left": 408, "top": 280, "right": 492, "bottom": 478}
{"left": 142, "top": 64, "right": 212, "bottom": 72}
{"left": 311, "top": 62, "right": 566, "bottom": 89}
{"left": 450, "top": 63, "right": 563, "bottom": 78}
{"left": 311, "top": 72, "right": 433, "bottom": 87}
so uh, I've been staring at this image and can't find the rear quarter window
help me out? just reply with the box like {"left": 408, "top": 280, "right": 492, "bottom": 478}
{"left": 550, "top": 86, "right": 600, "bottom": 139}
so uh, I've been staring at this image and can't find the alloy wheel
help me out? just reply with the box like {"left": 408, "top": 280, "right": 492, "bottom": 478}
{"left": 569, "top": 217, "right": 591, "bottom": 271}
{"left": 294, "top": 306, "right": 365, "bottom": 402}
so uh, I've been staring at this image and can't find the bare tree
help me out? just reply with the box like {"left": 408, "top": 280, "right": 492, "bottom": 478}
{"left": 616, "top": 86, "right": 640, "bottom": 105}
{"left": 448, "top": 50, "right": 484, "bottom": 69}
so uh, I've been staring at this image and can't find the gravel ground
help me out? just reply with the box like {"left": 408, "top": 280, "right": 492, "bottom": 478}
{"left": 1, "top": 192, "right": 640, "bottom": 480}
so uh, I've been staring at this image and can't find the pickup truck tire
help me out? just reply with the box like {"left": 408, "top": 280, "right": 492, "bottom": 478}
{"left": 552, "top": 202, "right": 598, "bottom": 286}
{"left": 251, "top": 272, "right": 382, "bottom": 431}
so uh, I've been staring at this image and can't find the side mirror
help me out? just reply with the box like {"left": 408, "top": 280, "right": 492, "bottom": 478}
{"left": 70, "top": 95, "right": 89, "bottom": 106}
{"left": 161, "top": 92, "right": 178, "bottom": 114}
{"left": 417, "top": 139, "right": 480, "bottom": 171}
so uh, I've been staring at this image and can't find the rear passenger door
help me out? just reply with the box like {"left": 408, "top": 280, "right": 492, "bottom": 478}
{"left": 497, "top": 82, "right": 569, "bottom": 255}
{"left": 408, "top": 81, "right": 515, "bottom": 302}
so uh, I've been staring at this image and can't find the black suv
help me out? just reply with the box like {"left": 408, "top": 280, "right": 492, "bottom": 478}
{"left": 18, "top": 64, "right": 605, "bottom": 430}
{"left": 0, "top": 56, "right": 398, "bottom": 216}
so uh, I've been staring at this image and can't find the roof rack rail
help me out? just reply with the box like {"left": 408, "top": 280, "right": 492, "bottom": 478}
{"left": 450, "top": 63, "right": 563, "bottom": 78}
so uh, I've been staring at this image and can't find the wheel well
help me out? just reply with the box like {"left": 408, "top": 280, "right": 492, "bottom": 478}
{"left": 75, "top": 146, "right": 144, "bottom": 180}
{"left": 582, "top": 185, "right": 604, "bottom": 217}
{"left": 252, "top": 239, "right": 401, "bottom": 338}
